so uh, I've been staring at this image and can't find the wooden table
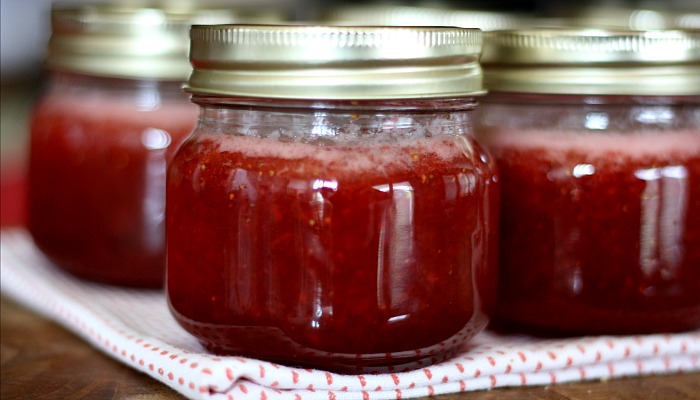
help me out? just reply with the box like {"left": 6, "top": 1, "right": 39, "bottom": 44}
{"left": 2, "top": 297, "right": 698, "bottom": 399}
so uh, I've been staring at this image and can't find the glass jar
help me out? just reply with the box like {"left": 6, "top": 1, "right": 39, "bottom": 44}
{"left": 475, "top": 29, "right": 700, "bottom": 335}
{"left": 167, "top": 25, "right": 498, "bottom": 372}
{"left": 27, "top": 5, "right": 245, "bottom": 288}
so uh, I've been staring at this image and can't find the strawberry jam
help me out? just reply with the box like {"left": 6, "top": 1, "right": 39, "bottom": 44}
{"left": 477, "top": 102, "right": 700, "bottom": 334}
{"left": 166, "top": 102, "right": 499, "bottom": 372}
{"left": 28, "top": 74, "right": 197, "bottom": 287}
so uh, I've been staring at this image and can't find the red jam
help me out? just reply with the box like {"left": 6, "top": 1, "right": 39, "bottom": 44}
{"left": 28, "top": 76, "right": 197, "bottom": 288}
{"left": 166, "top": 111, "right": 499, "bottom": 372}
{"left": 482, "top": 127, "right": 700, "bottom": 334}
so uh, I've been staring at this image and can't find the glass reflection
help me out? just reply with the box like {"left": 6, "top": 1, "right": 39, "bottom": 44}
{"left": 635, "top": 107, "right": 674, "bottom": 125}
{"left": 373, "top": 181, "right": 415, "bottom": 311}
{"left": 635, "top": 165, "right": 688, "bottom": 278}
{"left": 584, "top": 112, "right": 609, "bottom": 130}
{"left": 572, "top": 163, "right": 595, "bottom": 178}
{"left": 141, "top": 128, "right": 171, "bottom": 251}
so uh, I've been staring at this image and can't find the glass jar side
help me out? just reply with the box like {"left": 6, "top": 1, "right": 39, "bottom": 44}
{"left": 28, "top": 72, "right": 198, "bottom": 287}
{"left": 474, "top": 93, "right": 700, "bottom": 334}
{"left": 166, "top": 97, "right": 499, "bottom": 372}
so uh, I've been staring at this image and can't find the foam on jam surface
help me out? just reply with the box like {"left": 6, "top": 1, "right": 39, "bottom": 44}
{"left": 166, "top": 131, "right": 499, "bottom": 372}
{"left": 483, "top": 128, "right": 700, "bottom": 334}
{"left": 482, "top": 128, "right": 699, "bottom": 158}
{"left": 29, "top": 93, "right": 197, "bottom": 287}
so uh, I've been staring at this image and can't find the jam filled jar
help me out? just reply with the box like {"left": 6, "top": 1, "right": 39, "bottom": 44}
{"left": 475, "top": 29, "right": 700, "bottom": 335}
{"left": 27, "top": 5, "right": 242, "bottom": 287}
{"left": 167, "top": 25, "right": 498, "bottom": 372}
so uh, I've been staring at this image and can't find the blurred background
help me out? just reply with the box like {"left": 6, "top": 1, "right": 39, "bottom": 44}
{"left": 2, "top": 0, "right": 699, "bottom": 226}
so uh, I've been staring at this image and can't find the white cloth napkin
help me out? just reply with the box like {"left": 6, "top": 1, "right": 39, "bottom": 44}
{"left": 1, "top": 228, "right": 698, "bottom": 400}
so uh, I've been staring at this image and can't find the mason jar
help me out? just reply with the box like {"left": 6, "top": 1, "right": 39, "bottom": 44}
{"left": 475, "top": 28, "right": 700, "bottom": 334}
{"left": 167, "top": 25, "right": 499, "bottom": 372}
{"left": 26, "top": 5, "right": 253, "bottom": 288}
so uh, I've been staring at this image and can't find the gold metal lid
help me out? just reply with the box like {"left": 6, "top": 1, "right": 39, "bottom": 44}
{"left": 47, "top": 4, "right": 285, "bottom": 80}
{"left": 185, "top": 24, "right": 484, "bottom": 100}
{"left": 481, "top": 28, "right": 700, "bottom": 95}
{"left": 322, "top": 4, "right": 529, "bottom": 31}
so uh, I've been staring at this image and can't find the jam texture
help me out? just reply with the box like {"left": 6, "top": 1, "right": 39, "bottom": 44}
{"left": 482, "top": 127, "right": 700, "bottom": 334}
{"left": 28, "top": 83, "right": 197, "bottom": 287}
{"left": 166, "top": 120, "right": 498, "bottom": 372}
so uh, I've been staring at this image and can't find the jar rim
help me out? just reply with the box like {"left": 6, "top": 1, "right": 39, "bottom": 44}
{"left": 189, "top": 94, "right": 481, "bottom": 112}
